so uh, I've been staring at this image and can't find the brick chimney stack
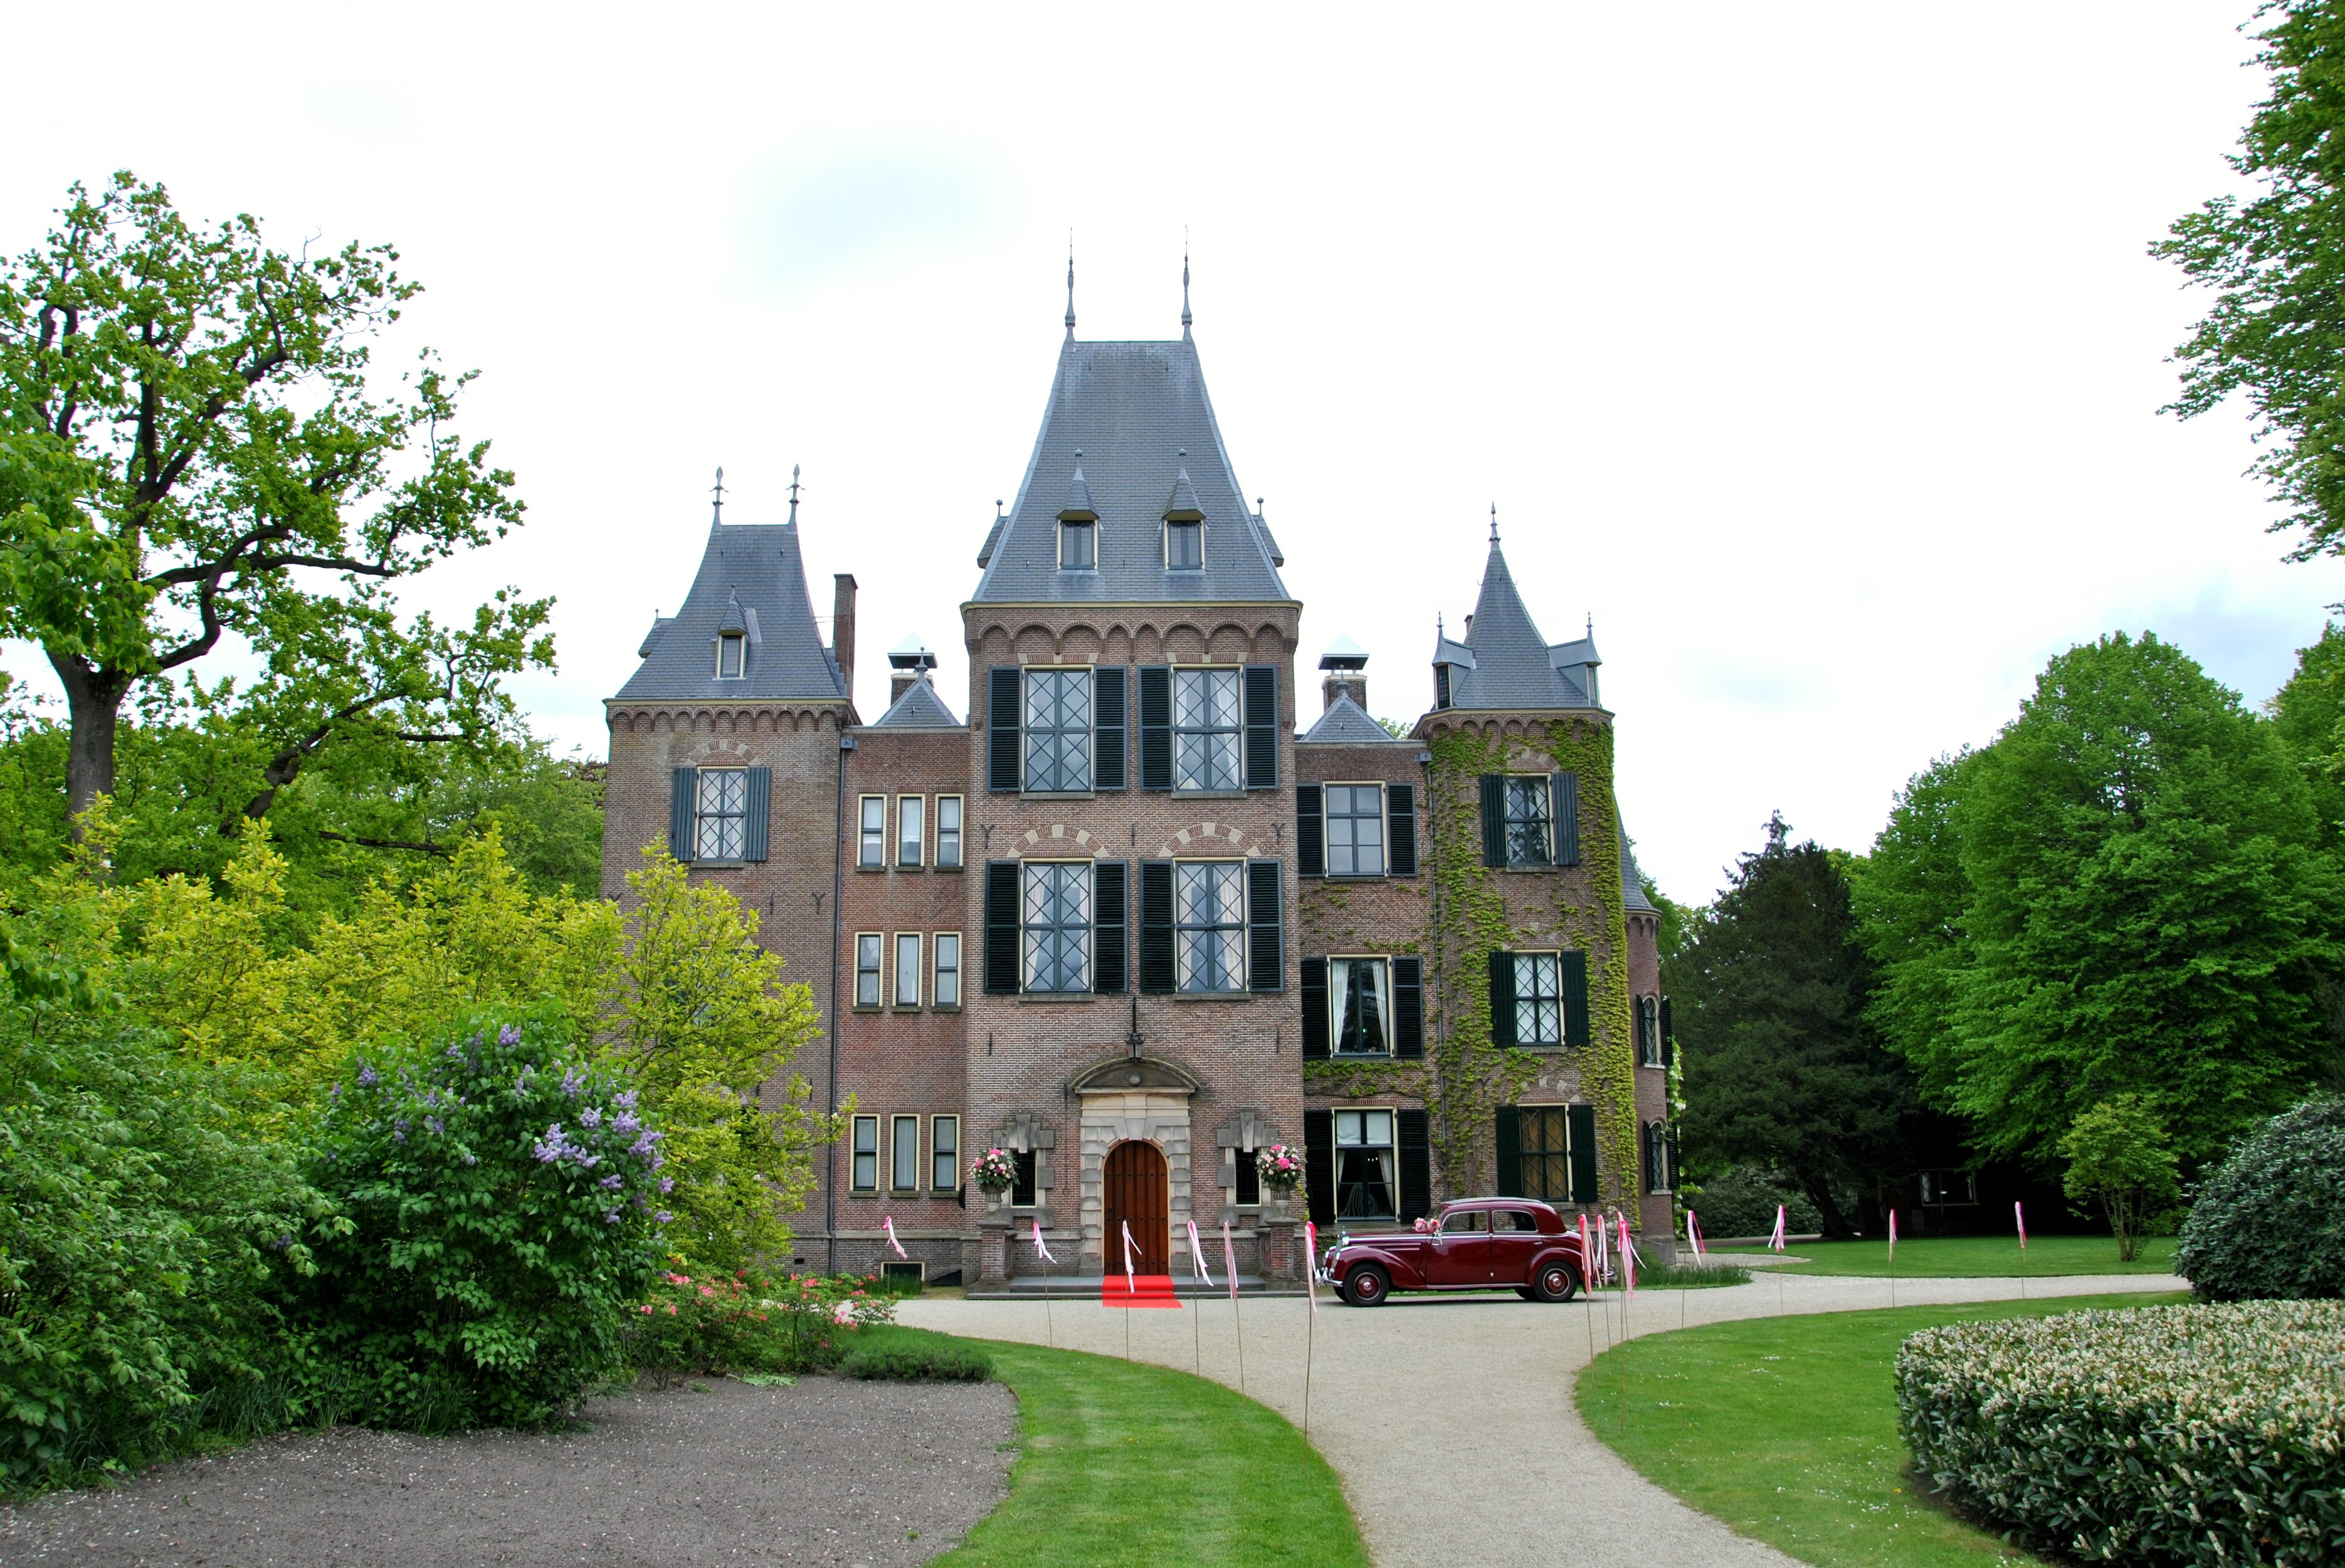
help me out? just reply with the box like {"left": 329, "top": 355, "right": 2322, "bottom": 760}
{"left": 832, "top": 574, "right": 857, "bottom": 708}
{"left": 885, "top": 634, "right": 939, "bottom": 708}
{"left": 1319, "top": 634, "right": 1369, "bottom": 718}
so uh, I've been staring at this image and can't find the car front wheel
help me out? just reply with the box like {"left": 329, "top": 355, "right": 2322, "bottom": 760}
{"left": 1341, "top": 1265, "right": 1390, "bottom": 1307}
{"left": 1531, "top": 1260, "right": 1580, "bottom": 1303}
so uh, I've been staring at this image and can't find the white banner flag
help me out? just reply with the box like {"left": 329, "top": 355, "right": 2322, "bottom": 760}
{"left": 883, "top": 1216, "right": 908, "bottom": 1259}
{"left": 1303, "top": 1220, "right": 1319, "bottom": 1316}
{"left": 1030, "top": 1217, "right": 1054, "bottom": 1264}
{"left": 1185, "top": 1219, "right": 1215, "bottom": 1289}
{"left": 1120, "top": 1219, "right": 1138, "bottom": 1293}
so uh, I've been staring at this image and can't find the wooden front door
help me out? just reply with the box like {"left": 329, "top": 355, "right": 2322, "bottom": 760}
{"left": 1102, "top": 1140, "right": 1169, "bottom": 1275}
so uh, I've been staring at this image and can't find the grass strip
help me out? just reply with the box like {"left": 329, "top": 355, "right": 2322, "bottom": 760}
{"left": 1709, "top": 1234, "right": 2176, "bottom": 1277}
{"left": 1575, "top": 1290, "right": 2190, "bottom": 1568}
{"left": 925, "top": 1332, "right": 1367, "bottom": 1567}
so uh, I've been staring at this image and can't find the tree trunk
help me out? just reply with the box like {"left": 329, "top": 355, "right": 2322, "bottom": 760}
{"left": 50, "top": 648, "right": 133, "bottom": 832}
{"left": 1799, "top": 1171, "right": 1858, "bottom": 1239}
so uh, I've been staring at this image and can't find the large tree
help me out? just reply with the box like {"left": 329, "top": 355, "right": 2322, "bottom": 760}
{"left": 1860, "top": 633, "right": 2343, "bottom": 1167}
{"left": 2158, "top": 0, "right": 2345, "bottom": 558}
{"left": 0, "top": 173, "right": 545, "bottom": 826}
{"left": 1671, "top": 814, "right": 1918, "bottom": 1238}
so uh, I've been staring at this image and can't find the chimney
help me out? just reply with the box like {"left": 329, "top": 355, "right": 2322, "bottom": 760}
{"left": 832, "top": 574, "right": 857, "bottom": 705}
{"left": 892, "top": 670, "right": 919, "bottom": 705}
{"left": 885, "top": 633, "right": 939, "bottom": 710}
{"left": 1319, "top": 634, "right": 1370, "bottom": 718}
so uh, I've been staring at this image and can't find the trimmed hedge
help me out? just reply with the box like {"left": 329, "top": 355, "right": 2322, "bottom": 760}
{"left": 1897, "top": 1301, "right": 2344, "bottom": 1566}
{"left": 2176, "top": 1096, "right": 2345, "bottom": 1301}
{"left": 837, "top": 1330, "right": 992, "bottom": 1383}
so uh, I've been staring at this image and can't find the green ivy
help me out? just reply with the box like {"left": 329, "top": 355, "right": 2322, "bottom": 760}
{"left": 1302, "top": 1058, "right": 1431, "bottom": 1098}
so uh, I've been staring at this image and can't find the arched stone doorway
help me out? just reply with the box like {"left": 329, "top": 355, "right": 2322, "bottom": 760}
{"left": 1102, "top": 1140, "right": 1169, "bottom": 1275}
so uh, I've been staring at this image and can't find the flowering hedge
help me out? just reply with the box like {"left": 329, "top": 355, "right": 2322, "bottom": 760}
{"left": 623, "top": 1265, "right": 893, "bottom": 1379}
{"left": 1897, "top": 1301, "right": 2345, "bottom": 1565}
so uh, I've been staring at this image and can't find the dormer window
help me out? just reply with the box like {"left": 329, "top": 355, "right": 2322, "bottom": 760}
{"left": 1059, "top": 520, "right": 1095, "bottom": 571}
{"left": 717, "top": 631, "right": 746, "bottom": 679}
{"left": 1166, "top": 520, "right": 1203, "bottom": 570}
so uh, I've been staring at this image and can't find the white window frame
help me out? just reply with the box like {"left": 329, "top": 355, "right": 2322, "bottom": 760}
{"left": 857, "top": 794, "right": 885, "bottom": 869}
{"left": 1329, "top": 955, "right": 1393, "bottom": 1055}
{"left": 935, "top": 795, "right": 964, "bottom": 870}
{"left": 934, "top": 931, "right": 962, "bottom": 1009}
{"left": 1023, "top": 666, "right": 1094, "bottom": 793}
{"left": 716, "top": 631, "right": 746, "bottom": 680}
{"left": 892, "top": 932, "right": 922, "bottom": 1008}
{"left": 1324, "top": 781, "right": 1386, "bottom": 878}
{"left": 854, "top": 932, "right": 882, "bottom": 1008}
{"left": 1334, "top": 1107, "right": 1398, "bottom": 1221}
{"left": 1059, "top": 518, "right": 1096, "bottom": 571}
{"left": 1164, "top": 518, "right": 1203, "bottom": 571}
{"left": 850, "top": 1115, "right": 879, "bottom": 1192}
{"left": 695, "top": 767, "right": 749, "bottom": 861}
{"left": 1638, "top": 994, "right": 1662, "bottom": 1068}
{"left": 1022, "top": 859, "right": 1093, "bottom": 994}
{"left": 1514, "top": 950, "right": 1562, "bottom": 1046}
{"left": 1174, "top": 858, "right": 1247, "bottom": 994}
{"left": 890, "top": 1113, "right": 920, "bottom": 1194}
{"left": 897, "top": 794, "right": 924, "bottom": 868}
{"left": 1171, "top": 665, "right": 1243, "bottom": 793}
{"left": 930, "top": 1115, "right": 961, "bottom": 1193}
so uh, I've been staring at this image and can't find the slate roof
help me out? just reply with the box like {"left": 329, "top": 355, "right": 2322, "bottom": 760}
{"left": 614, "top": 520, "right": 847, "bottom": 704}
{"left": 971, "top": 336, "right": 1292, "bottom": 603}
{"left": 868, "top": 675, "right": 963, "bottom": 730}
{"left": 1436, "top": 539, "right": 1597, "bottom": 710}
{"left": 1300, "top": 692, "right": 1405, "bottom": 745}
{"left": 1620, "top": 823, "right": 1657, "bottom": 913}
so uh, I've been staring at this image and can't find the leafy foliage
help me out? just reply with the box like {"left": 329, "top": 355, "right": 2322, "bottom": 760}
{"left": 293, "top": 1012, "right": 666, "bottom": 1432}
{"left": 1678, "top": 1165, "right": 1823, "bottom": 1240}
{"left": 838, "top": 1332, "right": 993, "bottom": 1382}
{"left": 2176, "top": 1095, "right": 2345, "bottom": 1301}
{"left": 2058, "top": 1097, "right": 2181, "bottom": 1263}
{"left": 1897, "top": 1300, "right": 2345, "bottom": 1565}
{"left": 621, "top": 1265, "right": 893, "bottom": 1381}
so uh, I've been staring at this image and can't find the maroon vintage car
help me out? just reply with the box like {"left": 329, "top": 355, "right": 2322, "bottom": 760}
{"left": 1319, "top": 1197, "right": 1587, "bottom": 1306}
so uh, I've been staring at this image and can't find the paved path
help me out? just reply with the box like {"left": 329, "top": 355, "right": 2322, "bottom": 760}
{"left": 902, "top": 1270, "right": 2183, "bottom": 1568}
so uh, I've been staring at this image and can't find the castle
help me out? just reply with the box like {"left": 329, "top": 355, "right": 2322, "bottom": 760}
{"left": 602, "top": 288, "right": 1677, "bottom": 1286}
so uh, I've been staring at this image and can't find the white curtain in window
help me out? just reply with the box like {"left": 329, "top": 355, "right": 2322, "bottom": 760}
{"left": 1330, "top": 958, "right": 1391, "bottom": 1053}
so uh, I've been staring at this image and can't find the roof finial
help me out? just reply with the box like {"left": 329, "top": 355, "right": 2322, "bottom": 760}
{"left": 1586, "top": 611, "right": 1594, "bottom": 638}
{"left": 1065, "top": 233, "right": 1076, "bottom": 338}
{"left": 1181, "top": 231, "right": 1192, "bottom": 336}
{"left": 1489, "top": 502, "right": 1500, "bottom": 543}
{"left": 787, "top": 464, "right": 802, "bottom": 526}
{"left": 711, "top": 466, "right": 725, "bottom": 525}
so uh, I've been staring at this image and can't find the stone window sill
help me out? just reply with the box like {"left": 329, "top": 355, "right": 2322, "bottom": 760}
{"left": 1170, "top": 992, "right": 1255, "bottom": 1004}
{"left": 1018, "top": 992, "right": 1098, "bottom": 1004}
{"left": 1021, "top": 790, "right": 1096, "bottom": 802}
{"left": 694, "top": 860, "right": 749, "bottom": 871}
{"left": 1172, "top": 789, "right": 1249, "bottom": 801}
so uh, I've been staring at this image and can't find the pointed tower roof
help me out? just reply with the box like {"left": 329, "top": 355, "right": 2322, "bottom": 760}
{"left": 1059, "top": 464, "right": 1097, "bottom": 518}
{"left": 1619, "top": 822, "right": 1657, "bottom": 914}
{"left": 1164, "top": 467, "right": 1203, "bottom": 520}
{"left": 972, "top": 332, "right": 1290, "bottom": 604}
{"left": 1438, "top": 535, "right": 1596, "bottom": 710}
{"left": 615, "top": 512, "right": 846, "bottom": 703}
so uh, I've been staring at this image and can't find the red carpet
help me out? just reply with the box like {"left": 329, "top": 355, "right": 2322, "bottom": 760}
{"left": 1100, "top": 1273, "right": 1182, "bottom": 1308}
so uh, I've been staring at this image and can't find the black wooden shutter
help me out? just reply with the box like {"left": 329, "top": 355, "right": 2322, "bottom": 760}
{"left": 1568, "top": 1102, "right": 1599, "bottom": 1202}
{"left": 1139, "top": 861, "right": 1175, "bottom": 993}
{"left": 1387, "top": 783, "right": 1417, "bottom": 876}
{"left": 1562, "top": 950, "right": 1591, "bottom": 1048}
{"left": 1552, "top": 771, "right": 1580, "bottom": 866}
{"left": 1299, "top": 958, "right": 1329, "bottom": 1058}
{"left": 1393, "top": 957, "right": 1424, "bottom": 1057}
{"left": 669, "top": 766, "right": 697, "bottom": 860}
{"left": 1139, "top": 666, "right": 1172, "bottom": 789}
{"left": 1296, "top": 785, "right": 1324, "bottom": 877}
{"left": 1093, "top": 860, "right": 1127, "bottom": 992}
{"left": 984, "top": 861, "right": 1021, "bottom": 994}
{"left": 1094, "top": 668, "right": 1127, "bottom": 791}
{"left": 743, "top": 767, "right": 771, "bottom": 861}
{"left": 1247, "top": 860, "right": 1283, "bottom": 991}
{"left": 1480, "top": 774, "right": 1506, "bottom": 866}
{"left": 1243, "top": 665, "right": 1278, "bottom": 787}
{"left": 1398, "top": 1109, "right": 1432, "bottom": 1221}
{"left": 1641, "top": 1122, "right": 1660, "bottom": 1196}
{"left": 1495, "top": 1105, "right": 1522, "bottom": 1197}
{"left": 1660, "top": 995, "right": 1675, "bottom": 1069}
{"left": 1304, "top": 1108, "right": 1334, "bottom": 1226}
{"left": 988, "top": 668, "right": 1022, "bottom": 792}
{"left": 1488, "top": 949, "right": 1517, "bottom": 1046}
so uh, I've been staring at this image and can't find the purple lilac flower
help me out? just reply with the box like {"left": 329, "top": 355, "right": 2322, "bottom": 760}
{"left": 357, "top": 1062, "right": 378, "bottom": 1088}
{"left": 393, "top": 1129, "right": 406, "bottom": 1143}
{"left": 426, "top": 1117, "right": 445, "bottom": 1136}
{"left": 599, "top": 1172, "right": 623, "bottom": 1190}
{"left": 655, "top": 1211, "right": 673, "bottom": 1224}
{"left": 463, "top": 1152, "right": 478, "bottom": 1166}
{"left": 329, "top": 1083, "right": 341, "bottom": 1099}
{"left": 446, "top": 1044, "right": 463, "bottom": 1060}
{"left": 629, "top": 1130, "right": 663, "bottom": 1159}
{"left": 612, "top": 1110, "right": 640, "bottom": 1135}
{"left": 580, "top": 1106, "right": 601, "bottom": 1130}
{"left": 604, "top": 1209, "right": 623, "bottom": 1224}
{"left": 614, "top": 1089, "right": 639, "bottom": 1111}
{"left": 498, "top": 1023, "right": 521, "bottom": 1046}
{"left": 559, "top": 1064, "right": 586, "bottom": 1098}
{"left": 533, "top": 1124, "right": 569, "bottom": 1162}
{"left": 658, "top": 1176, "right": 674, "bottom": 1194}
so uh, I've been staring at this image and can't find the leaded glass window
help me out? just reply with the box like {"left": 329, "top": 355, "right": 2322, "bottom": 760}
{"left": 1514, "top": 953, "right": 1562, "bottom": 1046}
{"left": 1021, "top": 861, "right": 1092, "bottom": 992}
{"left": 1327, "top": 784, "right": 1385, "bottom": 876}
{"left": 1331, "top": 957, "right": 1390, "bottom": 1054}
{"left": 1517, "top": 1107, "right": 1571, "bottom": 1202}
{"left": 1174, "top": 861, "right": 1246, "bottom": 993}
{"left": 1172, "top": 668, "right": 1242, "bottom": 792}
{"left": 1335, "top": 1108, "right": 1396, "bottom": 1219}
{"left": 696, "top": 769, "right": 747, "bottom": 860}
{"left": 1024, "top": 670, "right": 1093, "bottom": 792}
{"left": 1504, "top": 777, "right": 1552, "bottom": 866}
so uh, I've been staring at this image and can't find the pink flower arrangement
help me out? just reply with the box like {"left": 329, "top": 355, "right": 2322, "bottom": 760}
{"left": 971, "top": 1147, "right": 1019, "bottom": 1192}
{"left": 1255, "top": 1143, "right": 1304, "bottom": 1190}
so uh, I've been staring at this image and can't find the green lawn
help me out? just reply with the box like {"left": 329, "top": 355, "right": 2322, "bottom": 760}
{"left": 1710, "top": 1233, "right": 2178, "bottom": 1277}
{"left": 1576, "top": 1291, "right": 2189, "bottom": 1568}
{"left": 895, "top": 1329, "right": 1366, "bottom": 1567}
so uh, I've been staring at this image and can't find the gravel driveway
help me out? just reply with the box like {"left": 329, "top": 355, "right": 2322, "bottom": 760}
{"left": 0, "top": 1376, "right": 1014, "bottom": 1568}
{"left": 902, "top": 1269, "right": 2184, "bottom": 1568}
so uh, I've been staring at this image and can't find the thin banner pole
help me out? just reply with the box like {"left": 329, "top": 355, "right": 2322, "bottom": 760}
{"left": 1302, "top": 1219, "right": 1320, "bottom": 1442}
{"left": 1224, "top": 1219, "right": 1246, "bottom": 1397}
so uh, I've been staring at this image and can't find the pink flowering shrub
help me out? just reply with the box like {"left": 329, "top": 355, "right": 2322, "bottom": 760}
{"left": 623, "top": 1263, "right": 895, "bottom": 1381}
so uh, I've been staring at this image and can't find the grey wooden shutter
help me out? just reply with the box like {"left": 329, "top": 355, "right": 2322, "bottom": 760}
{"left": 1094, "top": 668, "right": 1127, "bottom": 791}
{"left": 1304, "top": 1108, "right": 1334, "bottom": 1226}
{"left": 1488, "top": 949, "right": 1517, "bottom": 1046}
{"left": 1139, "top": 861, "right": 1176, "bottom": 993}
{"left": 988, "top": 668, "right": 1022, "bottom": 792}
{"left": 1398, "top": 1109, "right": 1432, "bottom": 1221}
{"left": 1562, "top": 950, "right": 1591, "bottom": 1048}
{"left": 1300, "top": 958, "right": 1329, "bottom": 1058}
{"left": 1296, "top": 784, "right": 1324, "bottom": 877}
{"left": 1243, "top": 665, "right": 1279, "bottom": 788}
{"left": 1552, "top": 771, "right": 1580, "bottom": 866}
{"left": 1660, "top": 995, "right": 1675, "bottom": 1069}
{"left": 742, "top": 767, "right": 771, "bottom": 861}
{"left": 1480, "top": 774, "right": 1506, "bottom": 866}
{"left": 984, "top": 861, "right": 1021, "bottom": 994}
{"left": 669, "top": 767, "right": 697, "bottom": 860}
{"left": 1387, "top": 783, "right": 1417, "bottom": 876}
{"left": 1568, "top": 1103, "right": 1599, "bottom": 1202}
{"left": 1138, "top": 666, "right": 1172, "bottom": 789}
{"left": 1093, "top": 860, "right": 1127, "bottom": 992}
{"left": 1495, "top": 1105, "right": 1522, "bottom": 1197}
{"left": 1247, "top": 860, "right": 1283, "bottom": 991}
{"left": 1393, "top": 957, "right": 1423, "bottom": 1057}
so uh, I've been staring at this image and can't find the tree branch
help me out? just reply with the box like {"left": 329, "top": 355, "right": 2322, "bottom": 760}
{"left": 315, "top": 831, "right": 452, "bottom": 858}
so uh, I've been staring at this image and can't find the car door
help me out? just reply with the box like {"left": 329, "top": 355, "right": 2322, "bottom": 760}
{"left": 1487, "top": 1208, "right": 1543, "bottom": 1286}
{"left": 1425, "top": 1209, "right": 1489, "bottom": 1286}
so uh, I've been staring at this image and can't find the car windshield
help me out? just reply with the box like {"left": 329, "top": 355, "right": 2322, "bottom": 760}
{"left": 1440, "top": 1211, "right": 1486, "bottom": 1234}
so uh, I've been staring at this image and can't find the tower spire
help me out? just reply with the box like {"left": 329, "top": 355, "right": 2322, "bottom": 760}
{"left": 1181, "top": 234, "right": 1192, "bottom": 336}
{"left": 1065, "top": 233, "right": 1075, "bottom": 339}
{"left": 1490, "top": 502, "right": 1499, "bottom": 542}
{"left": 711, "top": 466, "right": 725, "bottom": 525}
{"left": 788, "top": 464, "right": 802, "bottom": 526}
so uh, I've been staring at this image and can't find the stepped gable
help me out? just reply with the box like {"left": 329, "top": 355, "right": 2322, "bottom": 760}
{"left": 1439, "top": 537, "right": 1597, "bottom": 710}
{"left": 617, "top": 518, "right": 846, "bottom": 703}
{"left": 972, "top": 334, "right": 1291, "bottom": 603}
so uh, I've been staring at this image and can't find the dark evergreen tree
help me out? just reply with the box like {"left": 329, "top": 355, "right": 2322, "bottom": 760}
{"left": 1671, "top": 814, "right": 1917, "bottom": 1238}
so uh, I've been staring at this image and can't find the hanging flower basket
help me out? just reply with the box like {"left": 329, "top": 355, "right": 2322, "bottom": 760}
{"left": 971, "top": 1147, "right": 1018, "bottom": 1192}
{"left": 1255, "top": 1144, "right": 1304, "bottom": 1191}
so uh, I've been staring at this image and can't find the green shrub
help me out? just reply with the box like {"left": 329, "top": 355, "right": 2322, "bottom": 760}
{"left": 1897, "top": 1300, "right": 2345, "bottom": 1566}
{"left": 836, "top": 1328, "right": 991, "bottom": 1382}
{"left": 292, "top": 1011, "right": 667, "bottom": 1431}
{"left": 2175, "top": 1096, "right": 2345, "bottom": 1300}
{"left": 2060, "top": 1095, "right": 2181, "bottom": 1263}
{"left": 1680, "top": 1166, "right": 1821, "bottom": 1239}
{"left": 1635, "top": 1262, "right": 1752, "bottom": 1290}
{"left": 623, "top": 1266, "right": 893, "bottom": 1380}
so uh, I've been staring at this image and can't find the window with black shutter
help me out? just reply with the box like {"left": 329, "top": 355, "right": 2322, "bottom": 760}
{"left": 1397, "top": 1109, "right": 1432, "bottom": 1221}
{"left": 1660, "top": 996, "right": 1675, "bottom": 1069}
{"left": 1095, "top": 667, "right": 1128, "bottom": 790}
{"left": 1488, "top": 949, "right": 1517, "bottom": 1046}
{"left": 1552, "top": 771, "right": 1581, "bottom": 866}
{"left": 1494, "top": 1105, "right": 1522, "bottom": 1197}
{"left": 1246, "top": 860, "right": 1282, "bottom": 991}
{"left": 742, "top": 767, "right": 771, "bottom": 861}
{"left": 1139, "top": 667, "right": 1172, "bottom": 789}
{"left": 1393, "top": 957, "right": 1423, "bottom": 1057}
{"left": 669, "top": 766, "right": 697, "bottom": 860}
{"left": 988, "top": 668, "right": 1021, "bottom": 791}
{"left": 1243, "top": 665, "right": 1278, "bottom": 787}
{"left": 1300, "top": 958, "right": 1329, "bottom": 1058}
{"left": 1562, "top": 951, "right": 1591, "bottom": 1048}
{"left": 983, "top": 861, "right": 1021, "bottom": 994}
{"left": 1387, "top": 783, "right": 1417, "bottom": 876}
{"left": 1139, "top": 860, "right": 1176, "bottom": 993}
{"left": 1304, "top": 1108, "right": 1334, "bottom": 1226}
{"left": 1093, "top": 860, "right": 1128, "bottom": 992}
{"left": 1480, "top": 775, "right": 1506, "bottom": 867}
{"left": 1295, "top": 785, "right": 1324, "bottom": 878}
{"left": 1567, "top": 1102, "right": 1599, "bottom": 1202}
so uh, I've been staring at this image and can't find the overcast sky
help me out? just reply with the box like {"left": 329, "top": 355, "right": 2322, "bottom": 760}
{"left": 7, "top": 3, "right": 2338, "bottom": 904}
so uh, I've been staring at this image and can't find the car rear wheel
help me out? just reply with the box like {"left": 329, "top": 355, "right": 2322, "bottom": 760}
{"left": 1341, "top": 1265, "right": 1389, "bottom": 1307}
{"left": 1531, "top": 1260, "right": 1580, "bottom": 1303}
